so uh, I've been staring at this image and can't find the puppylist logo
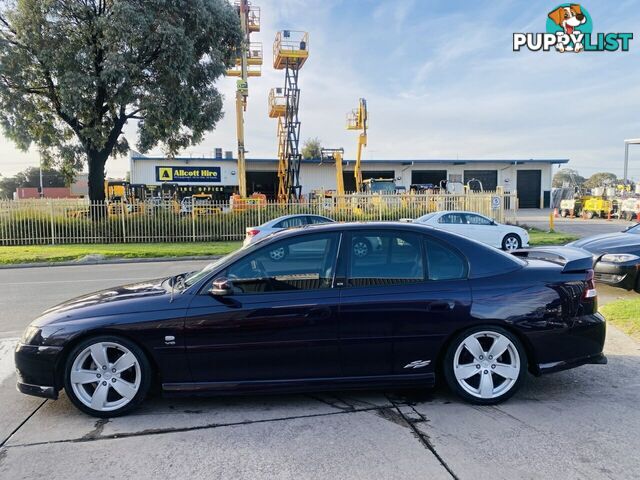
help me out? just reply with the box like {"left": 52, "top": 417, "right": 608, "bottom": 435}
{"left": 513, "top": 4, "right": 633, "bottom": 53}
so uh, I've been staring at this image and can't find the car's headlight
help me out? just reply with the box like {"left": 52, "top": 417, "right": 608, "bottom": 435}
{"left": 600, "top": 253, "right": 640, "bottom": 263}
{"left": 20, "top": 326, "right": 42, "bottom": 345}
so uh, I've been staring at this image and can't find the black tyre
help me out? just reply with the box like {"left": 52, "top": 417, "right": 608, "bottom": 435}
{"left": 501, "top": 233, "right": 521, "bottom": 251}
{"left": 63, "top": 335, "right": 151, "bottom": 417}
{"left": 560, "top": 209, "right": 568, "bottom": 218}
{"left": 443, "top": 326, "right": 527, "bottom": 405}
{"left": 585, "top": 211, "right": 595, "bottom": 219}
{"left": 352, "top": 237, "right": 372, "bottom": 258}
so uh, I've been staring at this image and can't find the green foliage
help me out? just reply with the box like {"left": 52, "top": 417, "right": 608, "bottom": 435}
{"left": 552, "top": 168, "right": 585, "bottom": 188}
{"left": 600, "top": 298, "right": 640, "bottom": 341}
{"left": 584, "top": 172, "right": 618, "bottom": 189}
{"left": 302, "top": 137, "right": 322, "bottom": 160}
{"left": 0, "top": 241, "right": 241, "bottom": 264}
{"left": 0, "top": 166, "right": 67, "bottom": 198}
{"left": 0, "top": 0, "right": 242, "bottom": 199}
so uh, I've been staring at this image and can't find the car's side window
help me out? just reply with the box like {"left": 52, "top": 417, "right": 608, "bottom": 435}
{"left": 439, "top": 213, "right": 465, "bottom": 224}
{"left": 465, "top": 214, "right": 492, "bottom": 226}
{"left": 347, "top": 231, "right": 425, "bottom": 287}
{"left": 307, "top": 216, "right": 329, "bottom": 225}
{"left": 275, "top": 216, "right": 307, "bottom": 229}
{"left": 225, "top": 233, "right": 340, "bottom": 294}
{"left": 424, "top": 237, "right": 467, "bottom": 280}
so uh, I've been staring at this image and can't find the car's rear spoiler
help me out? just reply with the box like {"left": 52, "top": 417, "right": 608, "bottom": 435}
{"left": 511, "top": 247, "right": 593, "bottom": 273}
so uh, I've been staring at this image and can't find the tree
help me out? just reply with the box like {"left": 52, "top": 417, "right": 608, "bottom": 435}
{"left": 302, "top": 137, "right": 322, "bottom": 160}
{"left": 0, "top": 166, "right": 66, "bottom": 198}
{"left": 552, "top": 168, "right": 585, "bottom": 188}
{"left": 584, "top": 172, "right": 617, "bottom": 189}
{"left": 0, "top": 0, "right": 242, "bottom": 207}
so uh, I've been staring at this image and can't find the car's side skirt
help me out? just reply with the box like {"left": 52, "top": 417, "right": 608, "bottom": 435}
{"left": 162, "top": 373, "right": 435, "bottom": 396}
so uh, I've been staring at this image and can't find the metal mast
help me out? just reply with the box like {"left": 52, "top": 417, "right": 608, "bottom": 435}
{"left": 227, "top": 1, "right": 262, "bottom": 198}
{"left": 270, "top": 30, "right": 309, "bottom": 202}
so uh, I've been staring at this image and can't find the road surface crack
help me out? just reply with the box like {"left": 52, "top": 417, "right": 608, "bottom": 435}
{"left": 386, "top": 396, "right": 459, "bottom": 480}
{"left": 4, "top": 403, "right": 408, "bottom": 449}
{"left": 0, "top": 399, "right": 47, "bottom": 448}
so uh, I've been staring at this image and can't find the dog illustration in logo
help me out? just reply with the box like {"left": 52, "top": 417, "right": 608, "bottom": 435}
{"left": 548, "top": 4, "right": 587, "bottom": 52}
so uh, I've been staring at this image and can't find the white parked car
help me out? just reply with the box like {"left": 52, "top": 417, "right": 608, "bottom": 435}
{"left": 243, "top": 214, "right": 334, "bottom": 247}
{"left": 413, "top": 211, "right": 529, "bottom": 251}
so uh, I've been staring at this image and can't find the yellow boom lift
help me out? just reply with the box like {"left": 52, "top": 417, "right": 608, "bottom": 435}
{"left": 269, "top": 30, "right": 309, "bottom": 201}
{"left": 226, "top": 1, "right": 262, "bottom": 198}
{"left": 346, "top": 98, "right": 368, "bottom": 193}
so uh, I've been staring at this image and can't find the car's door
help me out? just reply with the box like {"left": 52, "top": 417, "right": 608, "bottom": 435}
{"left": 391, "top": 235, "right": 472, "bottom": 374}
{"left": 185, "top": 232, "right": 342, "bottom": 383}
{"left": 464, "top": 213, "right": 498, "bottom": 246}
{"left": 337, "top": 230, "right": 471, "bottom": 378}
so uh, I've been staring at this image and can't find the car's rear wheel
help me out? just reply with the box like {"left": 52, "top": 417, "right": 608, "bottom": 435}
{"left": 64, "top": 335, "right": 151, "bottom": 417}
{"left": 502, "top": 234, "right": 521, "bottom": 251}
{"left": 443, "top": 326, "right": 527, "bottom": 405}
{"left": 352, "top": 237, "right": 371, "bottom": 258}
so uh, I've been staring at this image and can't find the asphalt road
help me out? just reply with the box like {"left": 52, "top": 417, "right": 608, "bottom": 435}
{"left": 516, "top": 209, "right": 635, "bottom": 237}
{"left": 0, "top": 261, "right": 639, "bottom": 479}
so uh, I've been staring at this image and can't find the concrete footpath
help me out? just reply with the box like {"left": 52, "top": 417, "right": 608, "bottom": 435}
{"left": 0, "top": 261, "right": 638, "bottom": 479}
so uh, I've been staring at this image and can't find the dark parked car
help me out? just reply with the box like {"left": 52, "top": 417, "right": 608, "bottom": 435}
{"left": 567, "top": 223, "right": 640, "bottom": 291}
{"left": 16, "top": 222, "right": 606, "bottom": 417}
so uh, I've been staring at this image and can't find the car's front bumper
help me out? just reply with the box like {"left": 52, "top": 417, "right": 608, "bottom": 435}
{"left": 594, "top": 260, "right": 639, "bottom": 290}
{"left": 14, "top": 343, "right": 63, "bottom": 399}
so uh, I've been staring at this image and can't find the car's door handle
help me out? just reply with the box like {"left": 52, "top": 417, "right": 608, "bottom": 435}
{"left": 427, "top": 301, "right": 455, "bottom": 312}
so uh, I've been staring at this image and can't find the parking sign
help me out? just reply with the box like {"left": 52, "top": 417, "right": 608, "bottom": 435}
{"left": 491, "top": 196, "right": 501, "bottom": 210}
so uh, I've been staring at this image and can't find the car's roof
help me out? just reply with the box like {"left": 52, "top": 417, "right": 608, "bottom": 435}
{"left": 251, "top": 221, "right": 525, "bottom": 279}
{"left": 261, "top": 213, "right": 331, "bottom": 227}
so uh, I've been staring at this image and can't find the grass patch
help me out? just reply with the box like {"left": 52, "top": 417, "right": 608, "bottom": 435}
{"left": 527, "top": 228, "right": 579, "bottom": 246}
{"left": 0, "top": 242, "right": 242, "bottom": 265}
{"left": 600, "top": 298, "right": 640, "bottom": 341}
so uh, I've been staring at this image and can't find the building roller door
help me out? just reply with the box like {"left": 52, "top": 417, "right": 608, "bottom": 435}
{"left": 463, "top": 170, "right": 497, "bottom": 191}
{"left": 411, "top": 170, "right": 447, "bottom": 186}
{"left": 517, "top": 170, "right": 541, "bottom": 208}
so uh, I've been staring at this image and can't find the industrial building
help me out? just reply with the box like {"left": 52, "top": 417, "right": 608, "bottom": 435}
{"left": 130, "top": 152, "right": 567, "bottom": 208}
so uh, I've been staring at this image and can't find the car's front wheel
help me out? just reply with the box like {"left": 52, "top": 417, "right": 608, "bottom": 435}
{"left": 443, "top": 326, "right": 527, "bottom": 405}
{"left": 64, "top": 335, "right": 151, "bottom": 417}
{"left": 502, "top": 233, "right": 521, "bottom": 251}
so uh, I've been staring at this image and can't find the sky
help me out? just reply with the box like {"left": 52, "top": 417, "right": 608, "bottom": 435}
{"left": 1, "top": 0, "right": 639, "bottom": 181}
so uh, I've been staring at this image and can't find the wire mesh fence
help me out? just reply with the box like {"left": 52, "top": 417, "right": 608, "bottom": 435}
{"left": 0, "top": 191, "right": 518, "bottom": 246}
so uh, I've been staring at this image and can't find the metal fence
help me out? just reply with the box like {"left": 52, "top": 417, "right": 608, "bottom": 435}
{"left": 0, "top": 191, "right": 518, "bottom": 245}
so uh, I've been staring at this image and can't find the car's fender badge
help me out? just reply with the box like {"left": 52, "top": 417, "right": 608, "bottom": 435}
{"left": 404, "top": 360, "right": 431, "bottom": 369}
{"left": 164, "top": 335, "right": 176, "bottom": 345}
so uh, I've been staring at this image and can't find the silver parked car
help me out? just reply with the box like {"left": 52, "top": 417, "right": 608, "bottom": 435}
{"left": 243, "top": 214, "right": 334, "bottom": 248}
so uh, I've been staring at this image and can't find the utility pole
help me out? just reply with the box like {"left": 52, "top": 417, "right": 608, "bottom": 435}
{"left": 39, "top": 150, "right": 44, "bottom": 198}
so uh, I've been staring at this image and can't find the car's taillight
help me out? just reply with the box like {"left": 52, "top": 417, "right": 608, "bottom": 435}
{"left": 247, "top": 229, "right": 260, "bottom": 237}
{"left": 582, "top": 269, "right": 597, "bottom": 300}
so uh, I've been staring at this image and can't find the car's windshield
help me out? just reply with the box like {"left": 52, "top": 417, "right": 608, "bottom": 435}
{"left": 625, "top": 223, "right": 640, "bottom": 234}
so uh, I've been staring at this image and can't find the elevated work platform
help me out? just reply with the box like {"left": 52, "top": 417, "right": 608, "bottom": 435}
{"left": 268, "top": 88, "right": 287, "bottom": 118}
{"left": 273, "top": 30, "right": 309, "bottom": 69}
{"left": 234, "top": 1, "right": 260, "bottom": 32}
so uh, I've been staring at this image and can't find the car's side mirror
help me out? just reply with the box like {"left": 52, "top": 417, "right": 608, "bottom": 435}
{"left": 210, "top": 277, "right": 233, "bottom": 296}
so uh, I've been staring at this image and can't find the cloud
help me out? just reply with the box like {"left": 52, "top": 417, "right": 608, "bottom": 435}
{"left": 1, "top": 0, "right": 639, "bottom": 180}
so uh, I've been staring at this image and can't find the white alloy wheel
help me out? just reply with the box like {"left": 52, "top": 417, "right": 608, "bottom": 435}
{"left": 69, "top": 341, "right": 142, "bottom": 413}
{"left": 452, "top": 331, "right": 521, "bottom": 400}
{"left": 503, "top": 234, "right": 520, "bottom": 251}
